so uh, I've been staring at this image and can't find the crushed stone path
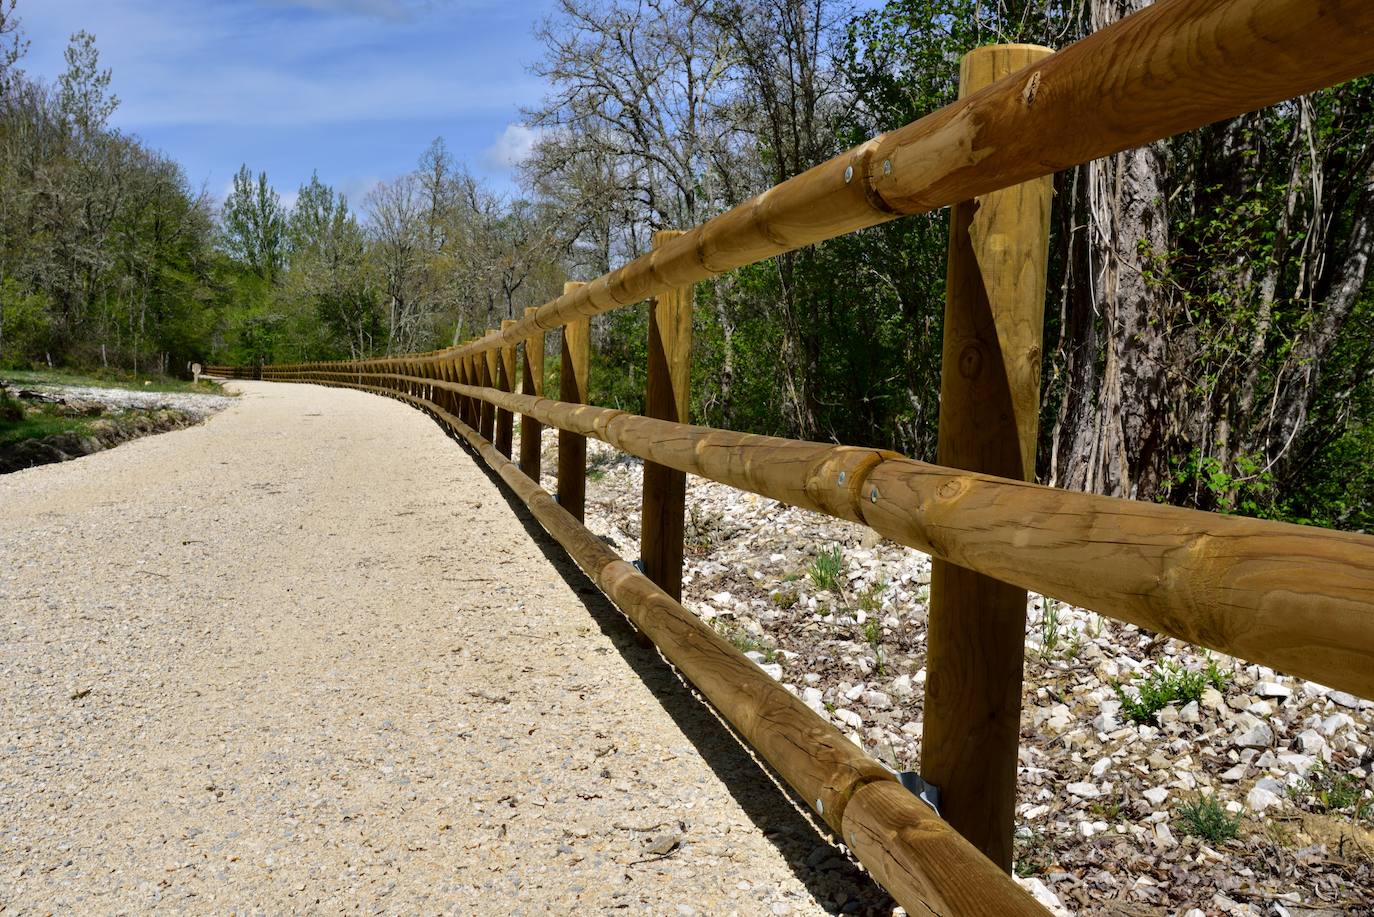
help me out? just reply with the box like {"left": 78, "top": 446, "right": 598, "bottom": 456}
{"left": 0, "top": 381, "right": 891, "bottom": 915}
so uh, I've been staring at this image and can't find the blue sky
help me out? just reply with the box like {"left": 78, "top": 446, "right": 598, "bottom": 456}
{"left": 16, "top": 0, "right": 556, "bottom": 208}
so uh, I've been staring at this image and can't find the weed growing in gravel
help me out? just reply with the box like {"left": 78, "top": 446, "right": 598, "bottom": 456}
{"left": 1288, "top": 761, "right": 1374, "bottom": 821}
{"left": 809, "top": 545, "right": 843, "bottom": 592}
{"left": 1176, "top": 794, "right": 1241, "bottom": 843}
{"left": 770, "top": 588, "right": 799, "bottom": 609}
{"left": 861, "top": 618, "right": 887, "bottom": 676}
{"left": 685, "top": 505, "right": 725, "bottom": 555}
{"left": 856, "top": 581, "right": 885, "bottom": 614}
{"left": 586, "top": 450, "right": 618, "bottom": 482}
{"left": 729, "top": 629, "right": 777, "bottom": 663}
{"left": 1113, "top": 658, "right": 1230, "bottom": 724}
{"left": 1012, "top": 829, "right": 1052, "bottom": 877}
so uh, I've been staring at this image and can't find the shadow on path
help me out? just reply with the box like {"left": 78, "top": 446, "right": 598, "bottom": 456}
{"left": 438, "top": 424, "right": 894, "bottom": 916}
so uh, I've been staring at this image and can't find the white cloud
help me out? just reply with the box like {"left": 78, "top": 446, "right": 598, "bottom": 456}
{"left": 483, "top": 122, "right": 539, "bottom": 170}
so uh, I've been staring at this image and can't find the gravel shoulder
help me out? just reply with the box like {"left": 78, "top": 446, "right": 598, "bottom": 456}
{"left": 0, "top": 381, "right": 890, "bottom": 915}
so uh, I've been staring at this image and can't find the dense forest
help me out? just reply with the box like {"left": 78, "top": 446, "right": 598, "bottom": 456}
{"left": 0, "top": 0, "right": 1370, "bottom": 530}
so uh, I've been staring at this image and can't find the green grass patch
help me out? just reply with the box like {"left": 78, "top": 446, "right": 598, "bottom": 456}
{"left": 809, "top": 545, "right": 843, "bottom": 592}
{"left": 3, "top": 367, "right": 225, "bottom": 395}
{"left": 0, "top": 409, "right": 91, "bottom": 447}
{"left": 1176, "top": 794, "right": 1242, "bottom": 844}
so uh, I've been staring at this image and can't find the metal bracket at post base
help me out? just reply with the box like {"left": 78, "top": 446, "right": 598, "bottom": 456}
{"left": 895, "top": 771, "right": 941, "bottom": 816}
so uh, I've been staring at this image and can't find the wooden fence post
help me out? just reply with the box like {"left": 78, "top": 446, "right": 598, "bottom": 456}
{"left": 520, "top": 306, "right": 546, "bottom": 481}
{"left": 479, "top": 343, "right": 497, "bottom": 442}
{"left": 495, "top": 319, "right": 517, "bottom": 457}
{"left": 558, "top": 282, "right": 590, "bottom": 522}
{"left": 640, "top": 230, "right": 693, "bottom": 600}
{"left": 920, "top": 43, "right": 1055, "bottom": 872}
{"left": 461, "top": 353, "right": 476, "bottom": 426}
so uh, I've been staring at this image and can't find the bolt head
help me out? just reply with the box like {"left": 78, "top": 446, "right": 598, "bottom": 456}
{"left": 882, "top": 159, "right": 892, "bottom": 175}
{"left": 815, "top": 798, "right": 824, "bottom": 814}
{"left": 843, "top": 165, "right": 853, "bottom": 184}
{"left": 870, "top": 487, "right": 879, "bottom": 503}
{"left": 837, "top": 470, "right": 846, "bottom": 485}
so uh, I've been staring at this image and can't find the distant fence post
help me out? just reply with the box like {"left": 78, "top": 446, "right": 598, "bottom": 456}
{"left": 520, "top": 306, "right": 546, "bottom": 481}
{"left": 496, "top": 319, "right": 517, "bottom": 457}
{"left": 483, "top": 342, "right": 499, "bottom": 438}
{"left": 921, "top": 43, "right": 1055, "bottom": 872}
{"left": 640, "top": 230, "right": 693, "bottom": 600}
{"left": 558, "top": 281, "right": 590, "bottom": 522}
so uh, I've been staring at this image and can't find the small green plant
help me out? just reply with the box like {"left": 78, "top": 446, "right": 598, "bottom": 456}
{"left": 809, "top": 545, "right": 843, "bottom": 592}
{"left": 1287, "top": 761, "right": 1374, "bottom": 821}
{"left": 729, "top": 629, "right": 777, "bottom": 663}
{"left": 1038, "top": 599, "right": 1062, "bottom": 659}
{"left": 1113, "top": 659, "right": 1230, "bottom": 725}
{"left": 1176, "top": 794, "right": 1241, "bottom": 844}
{"left": 685, "top": 504, "right": 725, "bottom": 555}
{"left": 1012, "top": 829, "right": 1051, "bottom": 878}
{"left": 862, "top": 618, "right": 883, "bottom": 648}
{"left": 771, "top": 588, "right": 799, "bottom": 609}
{"left": 856, "top": 581, "right": 885, "bottom": 614}
{"left": 585, "top": 450, "right": 617, "bottom": 482}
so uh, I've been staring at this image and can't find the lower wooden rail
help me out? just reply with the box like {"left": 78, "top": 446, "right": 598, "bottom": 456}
{"left": 265, "top": 371, "right": 1047, "bottom": 915}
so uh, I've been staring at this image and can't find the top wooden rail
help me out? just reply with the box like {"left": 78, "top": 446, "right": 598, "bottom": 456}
{"left": 204, "top": 0, "right": 1374, "bottom": 911}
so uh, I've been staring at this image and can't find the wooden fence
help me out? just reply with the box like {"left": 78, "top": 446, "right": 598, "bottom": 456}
{"left": 205, "top": 0, "right": 1374, "bottom": 912}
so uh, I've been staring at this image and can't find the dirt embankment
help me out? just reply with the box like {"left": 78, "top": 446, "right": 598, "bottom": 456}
{"left": 0, "top": 382, "right": 235, "bottom": 474}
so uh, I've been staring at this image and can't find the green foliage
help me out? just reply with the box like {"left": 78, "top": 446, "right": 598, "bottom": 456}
{"left": 1287, "top": 761, "right": 1374, "bottom": 822}
{"left": 1176, "top": 794, "right": 1241, "bottom": 844}
{"left": 728, "top": 628, "right": 777, "bottom": 663}
{"left": 856, "top": 581, "right": 885, "bottom": 615}
{"left": 770, "top": 588, "right": 799, "bottom": 609}
{"left": 809, "top": 545, "right": 844, "bottom": 592}
{"left": 1012, "top": 828, "right": 1052, "bottom": 878}
{"left": 1113, "top": 659, "right": 1230, "bottom": 725}
{"left": 0, "top": 281, "right": 52, "bottom": 367}
{"left": 0, "top": 402, "right": 88, "bottom": 447}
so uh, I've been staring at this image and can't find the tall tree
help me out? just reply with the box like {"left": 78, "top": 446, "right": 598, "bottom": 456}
{"left": 220, "top": 165, "right": 287, "bottom": 285}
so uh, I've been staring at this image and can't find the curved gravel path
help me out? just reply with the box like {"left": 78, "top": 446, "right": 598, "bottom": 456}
{"left": 0, "top": 381, "right": 890, "bottom": 915}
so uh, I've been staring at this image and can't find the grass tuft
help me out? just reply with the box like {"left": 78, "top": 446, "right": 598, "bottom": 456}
{"left": 1176, "top": 793, "right": 1242, "bottom": 844}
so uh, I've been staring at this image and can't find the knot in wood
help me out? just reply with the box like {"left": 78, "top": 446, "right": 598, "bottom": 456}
{"left": 957, "top": 343, "right": 983, "bottom": 380}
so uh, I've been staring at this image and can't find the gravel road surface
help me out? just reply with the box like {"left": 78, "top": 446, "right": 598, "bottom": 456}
{"left": 0, "top": 381, "right": 890, "bottom": 914}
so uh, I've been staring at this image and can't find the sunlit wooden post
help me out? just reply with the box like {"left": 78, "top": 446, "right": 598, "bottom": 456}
{"left": 920, "top": 43, "right": 1056, "bottom": 872}
{"left": 640, "top": 230, "right": 693, "bottom": 600}
{"left": 520, "top": 306, "right": 546, "bottom": 481}
{"left": 495, "top": 320, "right": 517, "bottom": 457}
{"left": 558, "top": 281, "right": 590, "bottom": 522}
{"left": 479, "top": 342, "right": 497, "bottom": 441}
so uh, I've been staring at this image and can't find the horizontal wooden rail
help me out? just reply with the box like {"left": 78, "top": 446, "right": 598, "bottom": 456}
{"left": 395, "top": 0, "right": 1374, "bottom": 362}
{"left": 286, "top": 368, "right": 1374, "bottom": 701}
{"left": 296, "top": 372, "right": 1046, "bottom": 916}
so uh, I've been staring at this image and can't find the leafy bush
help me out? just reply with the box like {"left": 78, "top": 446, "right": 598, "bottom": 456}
{"left": 1176, "top": 794, "right": 1241, "bottom": 843}
{"left": 1113, "top": 659, "right": 1230, "bottom": 725}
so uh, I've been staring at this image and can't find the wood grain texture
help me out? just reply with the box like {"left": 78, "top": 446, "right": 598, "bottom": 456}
{"left": 478, "top": 348, "right": 496, "bottom": 441}
{"left": 842, "top": 780, "right": 1048, "bottom": 915}
{"left": 337, "top": 371, "right": 1374, "bottom": 700}
{"left": 495, "top": 319, "right": 517, "bottom": 458}
{"left": 558, "top": 282, "right": 590, "bottom": 522}
{"left": 440, "top": 0, "right": 1374, "bottom": 364}
{"left": 922, "top": 43, "right": 1054, "bottom": 871}
{"left": 519, "top": 306, "right": 546, "bottom": 481}
{"left": 640, "top": 230, "right": 693, "bottom": 600}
